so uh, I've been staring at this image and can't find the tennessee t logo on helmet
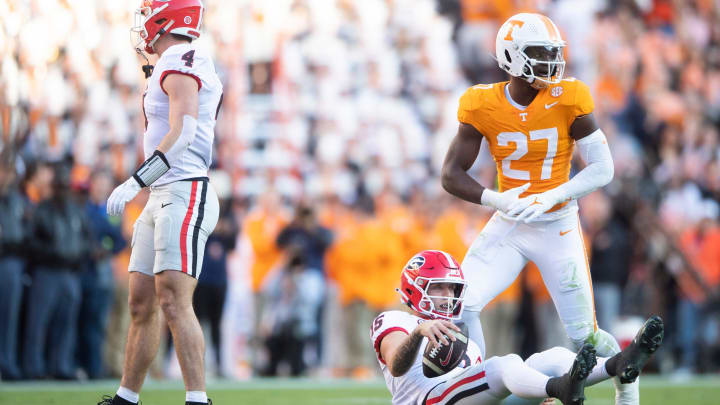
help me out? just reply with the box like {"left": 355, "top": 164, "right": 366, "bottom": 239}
{"left": 495, "top": 13, "right": 567, "bottom": 88}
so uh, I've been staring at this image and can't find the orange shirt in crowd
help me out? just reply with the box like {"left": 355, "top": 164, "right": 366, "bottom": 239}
{"left": 327, "top": 216, "right": 405, "bottom": 310}
{"left": 244, "top": 209, "right": 287, "bottom": 292}
{"left": 460, "top": 0, "right": 535, "bottom": 23}
{"left": 678, "top": 223, "right": 720, "bottom": 302}
{"left": 378, "top": 202, "right": 433, "bottom": 262}
{"left": 433, "top": 207, "right": 470, "bottom": 262}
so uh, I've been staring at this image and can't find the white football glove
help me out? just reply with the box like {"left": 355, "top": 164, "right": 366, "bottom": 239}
{"left": 107, "top": 178, "right": 142, "bottom": 216}
{"left": 506, "top": 187, "right": 567, "bottom": 222}
{"left": 480, "top": 183, "right": 530, "bottom": 213}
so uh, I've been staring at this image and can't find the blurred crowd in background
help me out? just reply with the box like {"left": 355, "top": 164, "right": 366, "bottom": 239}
{"left": 1, "top": 0, "right": 719, "bottom": 383}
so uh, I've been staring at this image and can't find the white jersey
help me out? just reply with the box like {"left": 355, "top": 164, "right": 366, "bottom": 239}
{"left": 143, "top": 43, "right": 223, "bottom": 185}
{"left": 371, "top": 310, "right": 485, "bottom": 405}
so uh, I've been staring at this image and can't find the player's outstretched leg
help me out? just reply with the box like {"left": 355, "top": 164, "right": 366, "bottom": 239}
{"left": 606, "top": 316, "right": 664, "bottom": 384}
{"left": 545, "top": 344, "right": 597, "bottom": 405}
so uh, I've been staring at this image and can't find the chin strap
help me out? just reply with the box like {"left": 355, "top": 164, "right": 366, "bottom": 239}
{"left": 135, "top": 46, "right": 154, "bottom": 78}
{"left": 142, "top": 64, "right": 154, "bottom": 78}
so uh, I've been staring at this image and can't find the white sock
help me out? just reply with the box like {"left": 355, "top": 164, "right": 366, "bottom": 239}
{"left": 186, "top": 391, "right": 208, "bottom": 403}
{"left": 117, "top": 387, "right": 140, "bottom": 404}
{"left": 586, "top": 357, "right": 610, "bottom": 386}
{"left": 615, "top": 377, "right": 640, "bottom": 405}
{"left": 590, "top": 329, "right": 639, "bottom": 405}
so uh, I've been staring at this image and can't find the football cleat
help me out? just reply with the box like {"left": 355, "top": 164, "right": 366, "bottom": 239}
{"left": 186, "top": 400, "right": 212, "bottom": 405}
{"left": 551, "top": 343, "right": 597, "bottom": 405}
{"left": 97, "top": 395, "right": 140, "bottom": 405}
{"left": 613, "top": 315, "right": 664, "bottom": 383}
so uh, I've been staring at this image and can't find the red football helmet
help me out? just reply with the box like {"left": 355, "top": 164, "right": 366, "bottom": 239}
{"left": 397, "top": 250, "right": 467, "bottom": 320}
{"left": 132, "top": 0, "right": 204, "bottom": 54}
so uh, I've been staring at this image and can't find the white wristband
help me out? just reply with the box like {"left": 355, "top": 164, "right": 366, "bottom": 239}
{"left": 481, "top": 189, "right": 500, "bottom": 209}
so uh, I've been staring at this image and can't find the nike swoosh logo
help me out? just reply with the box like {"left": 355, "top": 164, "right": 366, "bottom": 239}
{"left": 545, "top": 101, "right": 559, "bottom": 109}
{"left": 440, "top": 342, "right": 454, "bottom": 367}
{"left": 161, "top": 203, "right": 172, "bottom": 208}
{"left": 559, "top": 229, "right": 573, "bottom": 236}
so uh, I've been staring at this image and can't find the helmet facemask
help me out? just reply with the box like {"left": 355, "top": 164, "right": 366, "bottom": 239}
{"left": 413, "top": 278, "right": 467, "bottom": 320}
{"left": 520, "top": 44, "right": 565, "bottom": 88}
{"left": 131, "top": 2, "right": 172, "bottom": 55}
{"left": 131, "top": 6, "right": 151, "bottom": 52}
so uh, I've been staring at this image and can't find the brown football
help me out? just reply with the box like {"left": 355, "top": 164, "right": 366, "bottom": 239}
{"left": 422, "top": 322, "right": 469, "bottom": 378}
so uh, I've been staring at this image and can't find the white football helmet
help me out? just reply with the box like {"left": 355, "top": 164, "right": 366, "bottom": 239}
{"left": 495, "top": 13, "right": 567, "bottom": 88}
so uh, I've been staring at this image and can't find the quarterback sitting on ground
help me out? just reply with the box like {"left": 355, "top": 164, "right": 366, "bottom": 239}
{"left": 372, "top": 250, "right": 664, "bottom": 405}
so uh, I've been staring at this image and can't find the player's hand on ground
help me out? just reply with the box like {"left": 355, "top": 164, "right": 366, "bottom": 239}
{"left": 481, "top": 183, "right": 531, "bottom": 213}
{"left": 415, "top": 319, "right": 461, "bottom": 348}
{"left": 507, "top": 188, "right": 566, "bottom": 222}
{"left": 107, "top": 178, "right": 142, "bottom": 216}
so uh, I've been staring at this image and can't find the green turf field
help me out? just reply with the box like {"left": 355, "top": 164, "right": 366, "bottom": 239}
{"left": 1, "top": 376, "right": 718, "bottom": 405}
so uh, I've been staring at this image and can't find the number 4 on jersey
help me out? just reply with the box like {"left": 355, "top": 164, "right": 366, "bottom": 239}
{"left": 181, "top": 50, "right": 195, "bottom": 67}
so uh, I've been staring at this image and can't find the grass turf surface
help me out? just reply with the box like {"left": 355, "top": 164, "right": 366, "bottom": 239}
{"left": 1, "top": 376, "right": 719, "bottom": 405}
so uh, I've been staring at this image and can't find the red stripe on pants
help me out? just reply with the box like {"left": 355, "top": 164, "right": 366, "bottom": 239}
{"left": 180, "top": 181, "right": 198, "bottom": 273}
{"left": 426, "top": 371, "right": 486, "bottom": 405}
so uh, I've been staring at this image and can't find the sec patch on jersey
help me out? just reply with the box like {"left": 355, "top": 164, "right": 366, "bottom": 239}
{"left": 422, "top": 322, "right": 469, "bottom": 378}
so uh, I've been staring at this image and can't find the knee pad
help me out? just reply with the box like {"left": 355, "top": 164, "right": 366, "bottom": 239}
{"left": 529, "top": 346, "right": 570, "bottom": 362}
{"left": 501, "top": 353, "right": 524, "bottom": 368}
{"left": 525, "top": 347, "right": 574, "bottom": 377}
{"left": 505, "top": 353, "right": 523, "bottom": 362}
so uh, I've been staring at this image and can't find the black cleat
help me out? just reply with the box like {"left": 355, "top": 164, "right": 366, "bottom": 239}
{"left": 97, "top": 395, "right": 140, "bottom": 405}
{"left": 550, "top": 343, "right": 597, "bottom": 405}
{"left": 186, "top": 400, "right": 212, "bottom": 405}
{"left": 97, "top": 395, "right": 114, "bottom": 405}
{"left": 614, "top": 315, "right": 664, "bottom": 383}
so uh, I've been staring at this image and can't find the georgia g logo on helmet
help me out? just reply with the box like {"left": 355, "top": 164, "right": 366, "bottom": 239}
{"left": 405, "top": 255, "right": 426, "bottom": 271}
{"left": 495, "top": 13, "right": 567, "bottom": 88}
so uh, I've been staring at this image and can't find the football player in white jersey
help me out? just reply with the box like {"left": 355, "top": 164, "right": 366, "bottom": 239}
{"left": 372, "top": 250, "right": 664, "bottom": 405}
{"left": 100, "top": 2, "right": 222, "bottom": 405}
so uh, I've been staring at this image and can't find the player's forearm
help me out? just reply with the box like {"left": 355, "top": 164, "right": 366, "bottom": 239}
{"left": 155, "top": 115, "right": 198, "bottom": 165}
{"left": 555, "top": 129, "right": 614, "bottom": 201}
{"left": 441, "top": 167, "right": 486, "bottom": 205}
{"left": 555, "top": 159, "right": 613, "bottom": 201}
{"left": 156, "top": 127, "right": 183, "bottom": 155}
{"left": 388, "top": 331, "right": 424, "bottom": 377}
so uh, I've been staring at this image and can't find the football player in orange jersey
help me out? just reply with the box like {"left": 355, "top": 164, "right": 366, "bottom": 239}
{"left": 441, "top": 13, "right": 639, "bottom": 405}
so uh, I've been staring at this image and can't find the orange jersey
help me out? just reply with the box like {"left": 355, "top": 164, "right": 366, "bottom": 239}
{"left": 457, "top": 78, "right": 594, "bottom": 212}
